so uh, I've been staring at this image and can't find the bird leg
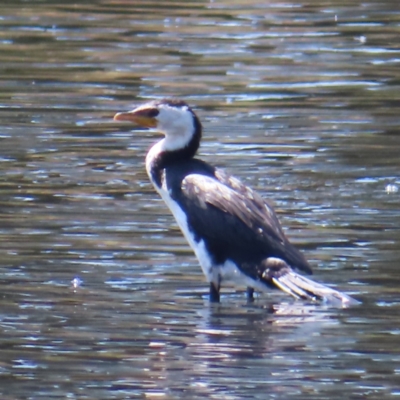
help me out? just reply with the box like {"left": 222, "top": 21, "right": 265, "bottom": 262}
{"left": 246, "top": 287, "right": 255, "bottom": 302}
{"left": 209, "top": 282, "right": 220, "bottom": 302}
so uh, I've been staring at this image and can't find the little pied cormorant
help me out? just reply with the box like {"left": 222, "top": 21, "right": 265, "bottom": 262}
{"left": 114, "top": 98, "right": 358, "bottom": 307}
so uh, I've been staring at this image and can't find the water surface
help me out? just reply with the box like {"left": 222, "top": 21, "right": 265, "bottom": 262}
{"left": 0, "top": 1, "right": 400, "bottom": 399}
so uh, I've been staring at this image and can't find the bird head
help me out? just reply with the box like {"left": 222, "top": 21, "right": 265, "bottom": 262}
{"left": 114, "top": 99, "right": 202, "bottom": 152}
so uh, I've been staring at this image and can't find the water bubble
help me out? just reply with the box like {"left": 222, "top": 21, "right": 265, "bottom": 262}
{"left": 71, "top": 277, "right": 83, "bottom": 288}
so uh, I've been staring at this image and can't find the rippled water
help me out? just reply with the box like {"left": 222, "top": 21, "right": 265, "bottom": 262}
{"left": 1, "top": 1, "right": 400, "bottom": 399}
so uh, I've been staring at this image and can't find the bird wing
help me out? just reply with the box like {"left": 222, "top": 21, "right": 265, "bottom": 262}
{"left": 172, "top": 172, "right": 311, "bottom": 274}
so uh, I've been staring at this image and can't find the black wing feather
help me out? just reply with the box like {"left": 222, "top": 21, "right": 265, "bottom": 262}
{"left": 167, "top": 162, "right": 312, "bottom": 275}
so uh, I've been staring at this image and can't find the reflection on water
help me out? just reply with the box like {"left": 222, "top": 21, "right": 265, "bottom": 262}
{"left": 0, "top": 0, "right": 400, "bottom": 398}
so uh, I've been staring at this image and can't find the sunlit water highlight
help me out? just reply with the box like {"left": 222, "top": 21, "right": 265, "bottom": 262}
{"left": 0, "top": 1, "right": 399, "bottom": 399}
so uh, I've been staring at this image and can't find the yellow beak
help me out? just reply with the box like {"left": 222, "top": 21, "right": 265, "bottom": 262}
{"left": 113, "top": 109, "right": 157, "bottom": 128}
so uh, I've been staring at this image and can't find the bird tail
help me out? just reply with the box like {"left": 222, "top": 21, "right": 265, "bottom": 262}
{"left": 261, "top": 258, "right": 359, "bottom": 307}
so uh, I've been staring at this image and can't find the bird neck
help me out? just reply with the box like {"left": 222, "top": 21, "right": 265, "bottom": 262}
{"left": 146, "top": 115, "right": 202, "bottom": 188}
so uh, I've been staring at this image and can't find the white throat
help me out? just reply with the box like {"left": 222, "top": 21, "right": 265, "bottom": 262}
{"left": 157, "top": 105, "right": 195, "bottom": 152}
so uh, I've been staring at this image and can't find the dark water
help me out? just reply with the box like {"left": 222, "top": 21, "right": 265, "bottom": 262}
{"left": 1, "top": 1, "right": 400, "bottom": 399}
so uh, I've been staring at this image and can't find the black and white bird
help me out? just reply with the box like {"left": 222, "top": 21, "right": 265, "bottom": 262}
{"left": 114, "top": 98, "right": 358, "bottom": 307}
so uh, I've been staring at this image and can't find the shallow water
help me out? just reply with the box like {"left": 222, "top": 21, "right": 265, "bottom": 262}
{"left": 1, "top": 1, "right": 400, "bottom": 399}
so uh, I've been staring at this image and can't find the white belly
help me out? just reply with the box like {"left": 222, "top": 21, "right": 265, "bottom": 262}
{"left": 154, "top": 185, "right": 264, "bottom": 291}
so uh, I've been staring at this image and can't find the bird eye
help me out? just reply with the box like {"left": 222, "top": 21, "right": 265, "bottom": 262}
{"left": 147, "top": 108, "right": 159, "bottom": 118}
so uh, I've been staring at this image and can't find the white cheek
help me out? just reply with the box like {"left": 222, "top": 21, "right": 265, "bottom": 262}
{"left": 157, "top": 107, "right": 194, "bottom": 151}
